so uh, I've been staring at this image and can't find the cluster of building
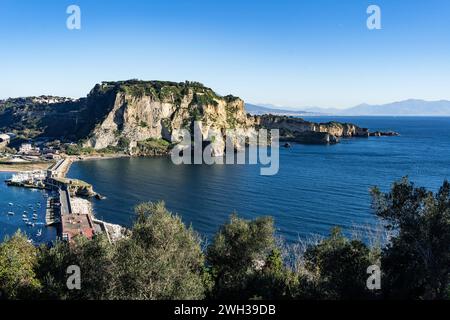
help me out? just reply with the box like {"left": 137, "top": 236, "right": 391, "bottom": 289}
{"left": 0, "top": 133, "right": 62, "bottom": 162}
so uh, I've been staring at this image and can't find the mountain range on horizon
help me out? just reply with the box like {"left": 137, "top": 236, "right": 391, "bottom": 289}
{"left": 246, "top": 99, "right": 450, "bottom": 116}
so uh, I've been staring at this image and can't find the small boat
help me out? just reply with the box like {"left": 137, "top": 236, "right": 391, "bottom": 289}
{"left": 26, "top": 222, "right": 33, "bottom": 227}
{"left": 8, "top": 202, "right": 13, "bottom": 206}
{"left": 7, "top": 212, "right": 14, "bottom": 216}
{"left": 36, "top": 229, "right": 42, "bottom": 237}
{"left": 23, "top": 218, "right": 29, "bottom": 222}
{"left": 22, "top": 214, "right": 27, "bottom": 218}
{"left": 32, "top": 217, "right": 38, "bottom": 220}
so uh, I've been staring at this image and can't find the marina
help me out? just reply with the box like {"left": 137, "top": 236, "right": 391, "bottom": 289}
{"left": 1, "top": 158, "right": 125, "bottom": 244}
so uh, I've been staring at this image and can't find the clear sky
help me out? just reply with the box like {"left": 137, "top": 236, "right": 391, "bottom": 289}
{"left": 1, "top": 0, "right": 449, "bottom": 108}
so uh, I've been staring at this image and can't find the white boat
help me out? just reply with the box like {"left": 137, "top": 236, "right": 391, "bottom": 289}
{"left": 7, "top": 212, "right": 14, "bottom": 215}
{"left": 26, "top": 222, "right": 33, "bottom": 226}
{"left": 23, "top": 217, "right": 29, "bottom": 222}
{"left": 22, "top": 214, "right": 27, "bottom": 218}
{"left": 36, "top": 229, "right": 42, "bottom": 237}
{"left": 8, "top": 202, "right": 13, "bottom": 206}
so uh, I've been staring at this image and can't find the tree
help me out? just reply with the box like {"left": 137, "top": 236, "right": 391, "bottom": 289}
{"left": 0, "top": 232, "right": 41, "bottom": 299}
{"left": 206, "top": 214, "right": 285, "bottom": 299}
{"left": 36, "top": 235, "right": 115, "bottom": 300}
{"left": 112, "top": 202, "right": 206, "bottom": 299}
{"left": 371, "top": 178, "right": 450, "bottom": 299}
{"left": 298, "top": 227, "right": 374, "bottom": 300}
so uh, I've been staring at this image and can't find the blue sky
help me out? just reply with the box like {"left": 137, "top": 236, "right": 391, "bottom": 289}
{"left": 0, "top": 0, "right": 449, "bottom": 108}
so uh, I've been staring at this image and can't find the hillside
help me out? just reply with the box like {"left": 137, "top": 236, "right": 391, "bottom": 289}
{"left": 0, "top": 80, "right": 392, "bottom": 153}
{"left": 245, "top": 103, "right": 318, "bottom": 116}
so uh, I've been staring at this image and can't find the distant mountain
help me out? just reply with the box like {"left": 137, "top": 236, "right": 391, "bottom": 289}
{"left": 250, "top": 99, "right": 450, "bottom": 116}
{"left": 336, "top": 99, "right": 450, "bottom": 116}
{"left": 245, "top": 103, "right": 321, "bottom": 116}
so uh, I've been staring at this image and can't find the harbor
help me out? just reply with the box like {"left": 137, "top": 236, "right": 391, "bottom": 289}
{"left": 2, "top": 157, "right": 125, "bottom": 244}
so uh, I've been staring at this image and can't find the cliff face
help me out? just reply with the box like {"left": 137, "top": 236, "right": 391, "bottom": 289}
{"left": 0, "top": 80, "right": 384, "bottom": 153}
{"left": 255, "top": 115, "right": 369, "bottom": 144}
{"left": 81, "top": 81, "right": 252, "bottom": 155}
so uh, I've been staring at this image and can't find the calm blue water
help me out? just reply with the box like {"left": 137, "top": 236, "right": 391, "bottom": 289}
{"left": 2, "top": 117, "right": 450, "bottom": 243}
{"left": 66, "top": 117, "right": 450, "bottom": 242}
{"left": 0, "top": 174, "right": 56, "bottom": 243}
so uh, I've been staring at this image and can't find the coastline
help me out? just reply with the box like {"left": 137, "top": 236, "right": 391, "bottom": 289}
{"left": 70, "top": 153, "right": 130, "bottom": 165}
{"left": 0, "top": 162, "right": 53, "bottom": 173}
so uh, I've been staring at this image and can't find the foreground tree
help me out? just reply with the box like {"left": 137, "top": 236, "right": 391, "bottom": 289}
{"left": 36, "top": 235, "right": 115, "bottom": 300}
{"left": 113, "top": 202, "right": 206, "bottom": 299}
{"left": 297, "top": 227, "right": 375, "bottom": 300}
{"left": 207, "top": 214, "right": 292, "bottom": 299}
{"left": 372, "top": 178, "right": 450, "bottom": 299}
{"left": 0, "top": 232, "right": 41, "bottom": 299}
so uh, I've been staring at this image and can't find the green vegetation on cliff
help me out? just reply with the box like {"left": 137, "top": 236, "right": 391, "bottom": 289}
{"left": 0, "top": 80, "right": 226, "bottom": 143}
{"left": 135, "top": 138, "right": 171, "bottom": 156}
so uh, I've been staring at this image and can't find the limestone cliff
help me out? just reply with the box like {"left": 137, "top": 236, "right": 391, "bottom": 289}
{"left": 81, "top": 80, "right": 253, "bottom": 155}
{"left": 254, "top": 115, "right": 370, "bottom": 144}
{"left": 0, "top": 80, "right": 395, "bottom": 153}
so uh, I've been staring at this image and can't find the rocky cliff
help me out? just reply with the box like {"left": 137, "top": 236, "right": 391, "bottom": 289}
{"left": 80, "top": 80, "right": 254, "bottom": 156}
{"left": 0, "top": 80, "right": 395, "bottom": 155}
{"left": 255, "top": 115, "right": 370, "bottom": 144}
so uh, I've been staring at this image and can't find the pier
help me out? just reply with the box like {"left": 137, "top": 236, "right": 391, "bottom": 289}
{"left": 5, "top": 156, "right": 124, "bottom": 243}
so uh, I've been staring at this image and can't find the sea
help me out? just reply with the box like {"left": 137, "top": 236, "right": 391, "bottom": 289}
{"left": 1, "top": 117, "right": 450, "bottom": 243}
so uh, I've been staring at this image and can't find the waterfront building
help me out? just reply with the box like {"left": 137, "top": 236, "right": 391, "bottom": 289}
{"left": 19, "top": 143, "right": 41, "bottom": 156}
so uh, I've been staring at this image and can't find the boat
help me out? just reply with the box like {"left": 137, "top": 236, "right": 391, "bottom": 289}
{"left": 23, "top": 218, "right": 29, "bottom": 222}
{"left": 26, "top": 222, "right": 33, "bottom": 226}
{"left": 7, "top": 212, "right": 14, "bottom": 215}
{"left": 8, "top": 202, "right": 13, "bottom": 206}
{"left": 32, "top": 216, "right": 38, "bottom": 220}
{"left": 36, "top": 229, "right": 42, "bottom": 237}
{"left": 22, "top": 214, "right": 27, "bottom": 218}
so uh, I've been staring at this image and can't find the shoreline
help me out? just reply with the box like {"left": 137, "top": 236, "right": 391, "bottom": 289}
{"left": 72, "top": 153, "right": 130, "bottom": 162}
{"left": 0, "top": 162, "right": 54, "bottom": 173}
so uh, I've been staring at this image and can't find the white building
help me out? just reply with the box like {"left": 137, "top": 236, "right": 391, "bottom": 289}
{"left": 0, "top": 134, "right": 10, "bottom": 143}
{"left": 19, "top": 143, "right": 40, "bottom": 155}
{"left": 10, "top": 170, "right": 46, "bottom": 184}
{"left": 0, "top": 134, "right": 10, "bottom": 149}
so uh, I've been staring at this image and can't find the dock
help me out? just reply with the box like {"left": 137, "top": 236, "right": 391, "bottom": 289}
{"left": 5, "top": 156, "right": 124, "bottom": 243}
